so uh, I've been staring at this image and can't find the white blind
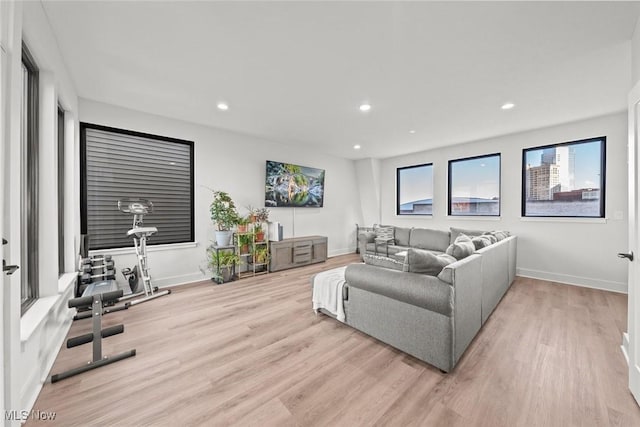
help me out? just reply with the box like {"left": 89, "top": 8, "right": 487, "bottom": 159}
{"left": 82, "top": 125, "right": 193, "bottom": 250}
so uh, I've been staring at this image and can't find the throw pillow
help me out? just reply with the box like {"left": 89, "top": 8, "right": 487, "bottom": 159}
{"left": 404, "top": 248, "right": 457, "bottom": 275}
{"left": 363, "top": 254, "right": 405, "bottom": 271}
{"left": 450, "top": 227, "right": 486, "bottom": 245}
{"left": 483, "top": 230, "right": 509, "bottom": 241}
{"left": 374, "top": 225, "right": 395, "bottom": 243}
{"left": 471, "top": 235, "right": 492, "bottom": 250}
{"left": 445, "top": 233, "right": 476, "bottom": 260}
{"left": 481, "top": 232, "right": 498, "bottom": 244}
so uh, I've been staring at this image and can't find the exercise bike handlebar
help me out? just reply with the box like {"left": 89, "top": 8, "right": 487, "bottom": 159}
{"left": 117, "top": 198, "right": 153, "bottom": 215}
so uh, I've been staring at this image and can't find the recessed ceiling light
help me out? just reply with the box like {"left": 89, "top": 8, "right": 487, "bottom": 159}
{"left": 359, "top": 104, "right": 371, "bottom": 112}
{"left": 353, "top": 144, "right": 361, "bottom": 150}
{"left": 501, "top": 102, "right": 515, "bottom": 110}
{"left": 409, "top": 130, "right": 416, "bottom": 134}
{"left": 217, "top": 102, "right": 229, "bottom": 111}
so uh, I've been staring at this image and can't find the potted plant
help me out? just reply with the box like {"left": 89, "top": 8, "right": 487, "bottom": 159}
{"left": 254, "top": 223, "right": 265, "bottom": 242}
{"left": 237, "top": 216, "right": 250, "bottom": 233}
{"left": 245, "top": 205, "right": 258, "bottom": 223}
{"left": 237, "top": 233, "right": 253, "bottom": 255}
{"left": 255, "top": 246, "right": 270, "bottom": 265}
{"left": 210, "top": 190, "right": 240, "bottom": 246}
{"left": 254, "top": 207, "right": 270, "bottom": 223}
{"left": 208, "top": 249, "right": 240, "bottom": 283}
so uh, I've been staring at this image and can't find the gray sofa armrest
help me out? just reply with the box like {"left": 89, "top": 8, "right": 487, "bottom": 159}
{"left": 442, "top": 253, "right": 482, "bottom": 363}
{"left": 358, "top": 231, "right": 376, "bottom": 258}
{"left": 345, "top": 263, "right": 453, "bottom": 316}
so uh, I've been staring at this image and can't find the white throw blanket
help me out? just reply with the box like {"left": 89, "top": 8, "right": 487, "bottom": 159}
{"left": 312, "top": 266, "right": 347, "bottom": 322}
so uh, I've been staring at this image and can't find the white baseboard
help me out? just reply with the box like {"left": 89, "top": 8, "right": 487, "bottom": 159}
{"left": 517, "top": 267, "right": 627, "bottom": 293}
{"left": 328, "top": 247, "right": 357, "bottom": 258}
{"left": 154, "top": 271, "right": 207, "bottom": 288}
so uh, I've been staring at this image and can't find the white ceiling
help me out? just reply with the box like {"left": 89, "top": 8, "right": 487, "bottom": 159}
{"left": 42, "top": 1, "right": 640, "bottom": 159}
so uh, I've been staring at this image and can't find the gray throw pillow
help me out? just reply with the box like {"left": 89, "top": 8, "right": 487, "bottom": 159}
{"left": 446, "top": 233, "right": 476, "bottom": 260}
{"left": 483, "top": 230, "right": 509, "bottom": 241}
{"left": 471, "top": 235, "right": 492, "bottom": 250}
{"left": 363, "top": 254, "right": 404, "bottom": 271}
{"left": 450, "top": 227, "right": 486, "bottom": 245}
{"left": 374, "top": 225, "right": 395, "bottom": 243}
{"left": 404, "top": 248, "right": 457, "bottom": 275}
{"left": 481, "top": 232, "right": 498, "bottom": 244}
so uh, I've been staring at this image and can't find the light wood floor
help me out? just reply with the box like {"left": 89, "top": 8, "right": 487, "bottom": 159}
{"left": 27, "top": 254, "right": 640, "bottom": 426}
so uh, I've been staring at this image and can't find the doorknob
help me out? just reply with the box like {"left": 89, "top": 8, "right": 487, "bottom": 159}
{"left": 618, "top": 252, "right": 634, "bottom": 261}
{"left": 2, "top": 237, "right": 19, "bottom": 275}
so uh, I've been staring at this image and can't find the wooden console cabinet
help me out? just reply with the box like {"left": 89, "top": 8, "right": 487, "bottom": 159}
{"left": 269, "top": 236, "right": 328, "bottom": 272}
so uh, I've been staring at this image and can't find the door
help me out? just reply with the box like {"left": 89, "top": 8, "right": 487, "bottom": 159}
{"left": 627, "top": 79, "right": 640, "bottom": 404}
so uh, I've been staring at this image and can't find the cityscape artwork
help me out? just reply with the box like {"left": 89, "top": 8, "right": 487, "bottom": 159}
{"left": 522, "top": 137, "right": 605, "bottom": 217}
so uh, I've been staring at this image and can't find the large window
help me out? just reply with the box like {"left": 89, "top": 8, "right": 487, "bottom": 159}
{"left": 21, "top": 44, "right": 39, "bottom": 312}
{"left": 397, "top": 163, "right": 433, "bottom": 215}
{"left": 81, "top": 123, "right": 194, "bottom": 250}
{"left": 448, "top": 153, "right": 501, "bottom": 216}
{"left": 522, "top": 137, "right": 605, "bottom": 218}
{"left": 58, "top": 106, "right": 65, "bottom": 275}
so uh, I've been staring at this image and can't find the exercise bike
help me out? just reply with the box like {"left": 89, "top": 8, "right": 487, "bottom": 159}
{"left": 118, "top": 198, "right": 171, "bottom": 305}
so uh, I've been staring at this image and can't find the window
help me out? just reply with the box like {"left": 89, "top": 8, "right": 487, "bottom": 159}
{"left": 80, "top": 123, "right": 194, "bottom": 250}
{"left": 21, "top": 43, "right": 39, "bottom": 313}
{"left": 58, "top": 106, "right": 65, "bottom": 275}
{"left": 397, "top": 163, "right": 433, "bottom": 215}
{"left": 448, "top": 153, "right": 501, "bottom": 216}
{"left": 522, "top": 137, "right": 606, "bottom": 218}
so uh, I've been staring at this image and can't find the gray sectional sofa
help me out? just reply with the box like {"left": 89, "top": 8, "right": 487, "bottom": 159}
{"left": 324, "top": 226, "right": 517, "bottom": 372}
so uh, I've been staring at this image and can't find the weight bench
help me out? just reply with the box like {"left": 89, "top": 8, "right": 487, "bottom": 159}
{"left": 51, "top": 289, "right": 136, "bottom": 383}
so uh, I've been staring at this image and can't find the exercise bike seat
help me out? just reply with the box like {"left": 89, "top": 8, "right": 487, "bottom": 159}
{"left": 127, "top": 226, "right": 158, "bottom": 238}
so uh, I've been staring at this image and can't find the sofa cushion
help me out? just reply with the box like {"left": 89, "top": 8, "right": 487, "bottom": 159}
{"left": 363, "top": 254, "right": 405, "bottom": 271}
{"left": 345, "top": 263, "right": 454, "bottom": 316}
{"left": 471, "top": 235, "right": 492, "bottom": 250}
{"left": 410, "top": 228, "right": 451, "bottom": 252}
{"left": 446, "top": 234, "right": 476, "bottom": 260}
{"left": 450, "top": 227, "right": 486, "bottom": 245}
{"left": 395, "top": 227, "right": 412, "bottom": 246}
{"left": 374, "top": 225, "right": 395, "bottom": 243}
{"left": 405, "top": 248, "right": 457, "bottom": 275}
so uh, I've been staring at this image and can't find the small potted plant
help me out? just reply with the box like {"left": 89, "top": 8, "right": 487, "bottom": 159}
{"left": 255, "top": 246, "right": 270, "bottom": 265}
{"left": 237, "top": 233, "right": 253, "bottom": 255}
{"left": 255, "top": 207, "right": 270, "bottom": 223}
{"left": 210, "top": 190, "right": 240, "bottom": 246}
{"left": 208, "top": 249, "right": 240, "bottom": 283}
{"left": 237, "top": 216, "right": 250, "bottom": 233}
{"left": 245, "top": 205, "right": 258, "bottom": 223}
{"left": 254, "top": 223, "right": 265, "bottom": 242}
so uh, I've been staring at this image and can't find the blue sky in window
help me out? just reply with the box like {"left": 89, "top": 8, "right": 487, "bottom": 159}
{"left": 399, "top": 165, "right": 433, "bottom": 204}
{"left": 450, "top": 155, "right": 500, "bottom": 200}
{"left": 525, "top": 139, "right": 602, "bottom": 189}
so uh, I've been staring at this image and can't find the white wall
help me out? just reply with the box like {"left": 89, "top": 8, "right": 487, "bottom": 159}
{"left": 378, "top": 112, "right": 628, "bottom": 293}
{"left": 79, "top": 99, "right": 362, "bottom": 288}
{"left": 355, "top": 158, "right": 381, "bottom": 226}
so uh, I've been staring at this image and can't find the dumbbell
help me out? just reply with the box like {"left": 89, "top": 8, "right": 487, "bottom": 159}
{"left": 79, "top": 269, "right": 116, "bottom": 281}
{"left": 80, "top": 261, "right": 115, "bottom": 273}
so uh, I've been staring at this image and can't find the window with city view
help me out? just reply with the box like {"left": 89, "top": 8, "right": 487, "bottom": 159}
{"left": 522, "top": 137, "right": 605, "bottom": 218}
{"left": 397, "top": 163, "right": 433, "bottom": 215}
{"left": 448, "top": 153, "right": 500, "bottom": 216}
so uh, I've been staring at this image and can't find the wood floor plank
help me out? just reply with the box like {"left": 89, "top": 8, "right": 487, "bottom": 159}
{"left": 25, "top": 254, "right": 640, "bottom": 427}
